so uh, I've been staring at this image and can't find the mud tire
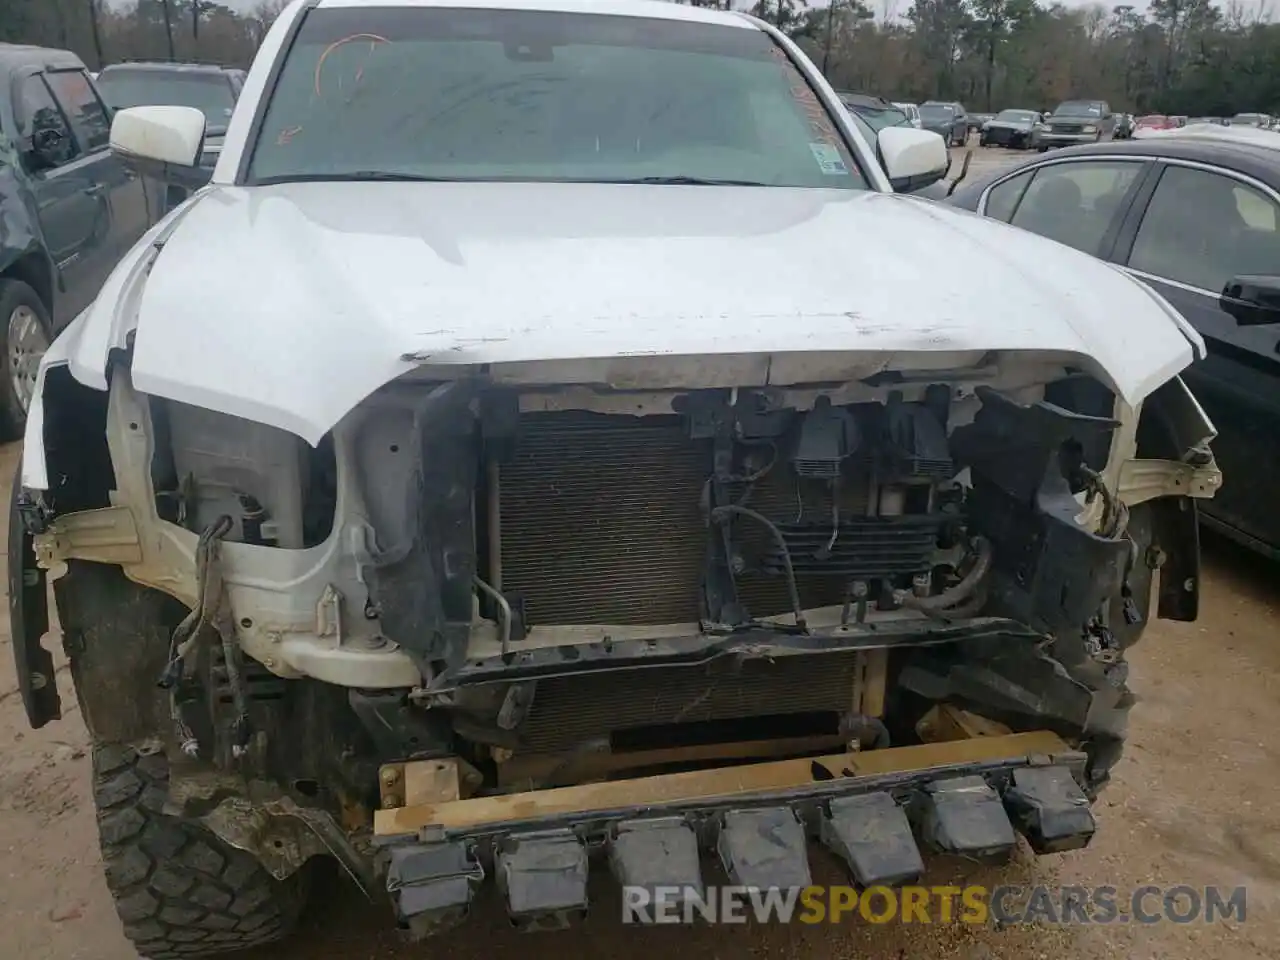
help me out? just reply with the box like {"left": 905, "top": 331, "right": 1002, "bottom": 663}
{"left": 93, "top": 741, "right": 308, "bottom": 959}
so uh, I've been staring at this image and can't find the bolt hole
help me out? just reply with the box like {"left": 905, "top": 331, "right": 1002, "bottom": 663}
{"left": 292, "top": 778, "right": 320, "bottom": 798}
{"left": 128, "top": 421, "right": 139, "bottom": 431}
{"left": 390, "top": 443, "right": 400, "bottom": 453}
{"left": 239, "top": 617, "right": 253, "bottom": 629}
{"left": 273, "top": 839, "right": 285, "bottom": 849}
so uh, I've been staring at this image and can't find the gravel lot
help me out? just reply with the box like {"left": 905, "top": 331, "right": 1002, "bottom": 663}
{"left": 2, "top": 146, "right": 1277, "bottom": 959}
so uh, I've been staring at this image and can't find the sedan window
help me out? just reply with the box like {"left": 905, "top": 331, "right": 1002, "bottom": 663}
{"left": 1127, "top": 165, "right": 1280, "bottom": 292}
{"left": 1006, "top": 161, "right": 1143, "bottom": 255}
{"left": 983, "top": 170, "right": 1033, "bottom": 222}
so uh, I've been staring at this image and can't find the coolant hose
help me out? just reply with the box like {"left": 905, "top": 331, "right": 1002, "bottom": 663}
{"left": 903, "top": 535, "right": 993, "bottom": 613}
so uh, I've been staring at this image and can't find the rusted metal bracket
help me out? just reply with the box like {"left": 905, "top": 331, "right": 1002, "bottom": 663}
{"left": 380, "top": 758, "right": 483, "bottom": 811}
{"left": 1117, "top": 458, "right": 1221, "bottom": 506}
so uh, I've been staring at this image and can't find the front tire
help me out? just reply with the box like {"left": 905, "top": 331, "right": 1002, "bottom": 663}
{"left": 94, "top": 742, "right": 308, "bottom": 959}
{"left": 0, "top": 278, "right": 53, "bottom": 441}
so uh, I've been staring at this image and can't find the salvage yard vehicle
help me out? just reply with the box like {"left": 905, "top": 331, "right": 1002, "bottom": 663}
{"left": 978, "top": 108, "right": 1042, "bottom": 149}
{"left": 0, "top": 43, "right": 162, "bottom": 438}
{"left": 941, "top": 128, "right": 1280, "bottom": 557}
{"left": 919, "top": 100, "right": 969, "bottom": 145}
{"left": 10, "top": 0, "right": 1222, "bottom": 957}
{"left": 1039, "top": 99, "right": 1116, "bottom": 149}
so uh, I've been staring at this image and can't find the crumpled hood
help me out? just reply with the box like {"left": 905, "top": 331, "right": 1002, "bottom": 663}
{"left": 68, "top": 181, "right": 1200, "bottom": 445}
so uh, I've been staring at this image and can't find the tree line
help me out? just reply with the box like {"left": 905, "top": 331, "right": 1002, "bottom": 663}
{"left": 2, "top": 0, "right": 1276, "bottom": 116}
{"left": 714, "top": 0, "right": 1280, "bottom": 116}
{"left": 0, "top": 0, "right": 289, "bottom": 69}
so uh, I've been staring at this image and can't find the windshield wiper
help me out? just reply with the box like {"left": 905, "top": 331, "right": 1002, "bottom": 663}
{"left": 253, "top": 172, "right": 775, "bottom": 187}
{"left": 253, "top": 171, "right": 469, "bottom": 185}
{"left": 599, "top": 175, "right": 773, "bottom": 187}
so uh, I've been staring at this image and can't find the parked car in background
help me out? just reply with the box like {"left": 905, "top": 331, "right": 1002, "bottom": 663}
{"left": 1038, "top": 99, "right": 1116, "bottom": 148}
{"left": 942, "top": 130, "right": 1280, "bottom": 556}
{"left": 919, "top": 100, "right": 968, "bottom": 145}
{"left": 893, "top": 101, "right": 922, "bottom": 128}
{"left": 0, "top": 42, "right": 162, "bottom": 436}
{"left": 967, "top": 111, "right": 994, "bottom": 133}
{"left": 1189, "top": 117, "right": 1227, "bottom": 126}
{"left": 1132, "top": 114, "right": 1177, "bottom": 138}
{"left": 978, "top": 108, "right": 1042, "bottom": 149}
{"left": 838, "top": 92, "right": 913, "bottom": 132}
{"left": 1230, "top": 112, "right": 1271, "bottom": 128}
{"left": 95, "top": 61, "right": 247, "bottom": 174}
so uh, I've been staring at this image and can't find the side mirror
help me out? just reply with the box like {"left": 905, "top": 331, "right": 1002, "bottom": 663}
{"left": 26, "top": 127, "right": 69, "bottom": 170}
{"left": 110, "top": 105, "right": 208, "bottom": 187}
{"left": 1220, "top": 275, "right": 1280, "bottom": 326}
{"left": 878, "top": 126, "right": 949, "bottom": 193}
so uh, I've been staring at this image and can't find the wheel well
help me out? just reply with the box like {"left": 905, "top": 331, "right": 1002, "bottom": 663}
{"left": 1, "top": 251, "right": 55, "bottom": 315}
{"left": 42, "top": 366, "right": 114, "bottom": 514}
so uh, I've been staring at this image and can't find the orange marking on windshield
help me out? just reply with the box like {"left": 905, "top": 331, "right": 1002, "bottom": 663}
{"left": 313, "top": 33, "right": 390, "bottom": 98}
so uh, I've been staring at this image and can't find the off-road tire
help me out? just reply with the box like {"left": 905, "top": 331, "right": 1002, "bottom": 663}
{"left": 93, "top": 742, "right": 308, "bottom": 959}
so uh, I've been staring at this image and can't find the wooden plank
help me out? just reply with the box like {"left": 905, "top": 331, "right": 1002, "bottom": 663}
{"left": 916, "top": 704, "right": 1013, "bottom": 743}
{"left": 375, "top": 730, "right": 1068, "bottom": 836}
{"left": 859, "top": 649, "right": 889, "bottom": 718}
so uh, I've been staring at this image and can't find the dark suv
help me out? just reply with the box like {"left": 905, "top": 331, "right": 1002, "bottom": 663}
{"left": 95, "top": 61, "right": 247, "bottom": 176}
{"left": 919, "top": 101, "right": 968, "bottom": 146}
{"left": 0, "top": 44, "right": 163, "bottom": 436}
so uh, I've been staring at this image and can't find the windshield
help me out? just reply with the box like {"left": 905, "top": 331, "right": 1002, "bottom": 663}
{"left": 994, "top": 110, "right": 1037, "bottom": 123}
{"left": 844, "top": 100, "right": 910, "bottom": 131}
{"left": 919, "top": 104, "right": 953, "bottom": 119}
{"left": 247, "top": 7, "right": 866, "bottom": 189}
{"left": 1054, "top": 101, "right": 1102, "bottom": 117}
{"left": 97, "top": 70, "right": 235, "bottom": 129}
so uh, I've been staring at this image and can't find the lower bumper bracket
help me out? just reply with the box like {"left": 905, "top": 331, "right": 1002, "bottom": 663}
{"left": 916, "top": 775, "right": 1017, "bottom": 863}
{"left": 716, "top": 807, "right": 812, "bottom": 890}
{"left": 385, "top": 842, "right": 483, "bottom": 940}
{"left": 820, "top": 792, "right": 925, "bottom": 887}
{"left": 609, "top": 817, "right": 704, "bottom": 905}
{"left": 1003, "top": 765, "right": 1097, "bottom": 853}
{"left": 497, "top": 830, "right": 589, "bottom": 930}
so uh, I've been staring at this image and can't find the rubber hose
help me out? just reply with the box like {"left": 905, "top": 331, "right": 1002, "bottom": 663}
{"left": 903, "top": 535, "right": 993, "bottom": 612}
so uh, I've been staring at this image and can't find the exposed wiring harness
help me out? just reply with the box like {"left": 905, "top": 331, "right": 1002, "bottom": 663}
{"left": 157, "top": 515, "right": 250, "bottom": 760}
{"left": 710, "top": 504, "right": 806, "bottom": 631}
{"left": 1078, "top": 465, "right": 1129, "bottom": 539}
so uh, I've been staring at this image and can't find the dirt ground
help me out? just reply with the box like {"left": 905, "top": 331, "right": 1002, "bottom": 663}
{"left": 2, "top": 147, "right": 1278, "bottom": 957}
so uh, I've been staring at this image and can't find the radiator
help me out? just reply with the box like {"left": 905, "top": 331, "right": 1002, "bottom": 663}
{"left": 497, "top": 411, "right": 890, "bottom": 626}
{"left": 498, "top": 412, "right": 709, "bottom": 625}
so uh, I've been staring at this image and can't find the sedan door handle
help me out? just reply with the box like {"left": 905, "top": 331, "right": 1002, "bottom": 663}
{"left": 84, "top": 183, "right": 106, "bottom": 198}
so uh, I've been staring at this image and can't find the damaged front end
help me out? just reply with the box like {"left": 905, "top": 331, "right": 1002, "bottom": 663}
{"left": 15, "top": 348, "right": 1219, "bottom": 936}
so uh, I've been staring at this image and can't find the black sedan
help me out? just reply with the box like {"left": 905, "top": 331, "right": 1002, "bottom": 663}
{"left": 979, "top": 109, "right": 1042, "bottom": 149}
{"left": 931, "top": 132, "right": 1280, "bottom": 556}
